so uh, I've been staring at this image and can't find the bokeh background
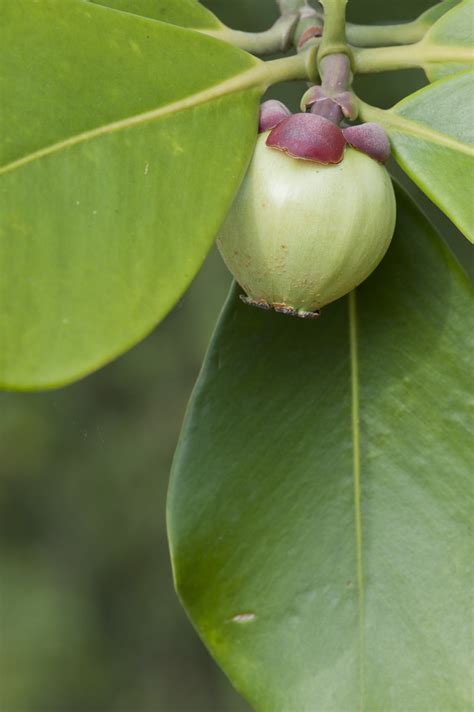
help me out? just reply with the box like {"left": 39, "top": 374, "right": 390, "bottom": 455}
{"left": 1, "top": 1, "right": 471, "bottom": 710}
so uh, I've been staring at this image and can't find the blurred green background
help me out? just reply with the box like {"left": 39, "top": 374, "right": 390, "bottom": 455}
{"left": 1, "top": 1, "right": 471, "bottom": 710}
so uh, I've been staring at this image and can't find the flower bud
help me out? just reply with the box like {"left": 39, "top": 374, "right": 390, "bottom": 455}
{"left": 217, "top": 133, "right": 396, "bottom": 315}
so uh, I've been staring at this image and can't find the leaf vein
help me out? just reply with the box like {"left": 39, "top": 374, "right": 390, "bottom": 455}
{"left": 0, "top": 62, "right": 267, "bottom": 176}
{"left": 349, "top": 290, "right": 366, "bottom": 711}
{"left": 358, "top": 100, "right": 474, "bottom": 156}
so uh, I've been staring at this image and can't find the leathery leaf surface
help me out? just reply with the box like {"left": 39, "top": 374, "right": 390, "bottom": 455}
{"left": 0, "top": 0, "right": 262, "bottom": 388}
{"left": 361, "top": 69, "right": 474, "bottom": 242}
{"left": 168, "top": 186, "right": 473, "bottom": 711}
{"left": 421, "top": 0, "right": 474, "bottom": 81}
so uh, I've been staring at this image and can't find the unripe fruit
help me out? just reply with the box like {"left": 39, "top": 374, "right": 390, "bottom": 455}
{"left": 217, "top": 133, "right": 396, "bottom": 316}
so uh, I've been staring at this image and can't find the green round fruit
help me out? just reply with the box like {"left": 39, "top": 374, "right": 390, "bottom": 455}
{"left": 217, "top": 132, "right": 396, "bottom": 315}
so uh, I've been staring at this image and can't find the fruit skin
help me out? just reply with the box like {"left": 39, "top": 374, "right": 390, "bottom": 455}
{"left": 217, "top": 133, "right": 396, "bottom": 314}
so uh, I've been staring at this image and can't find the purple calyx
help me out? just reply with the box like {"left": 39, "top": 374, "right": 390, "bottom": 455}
{"left": 265, "top": 112, "right": 391, "bottom": 165}
{"left": 266, "top": 113, "right": 346, "bottom": 164}
{"left": 258, "top": 100, "right": 292, "bottom": 133}
{"left": 342, "top": 123, "right": 391, "bottom": 164}
{"left": 302, "top": 86, "right": 358, "bottom": 121}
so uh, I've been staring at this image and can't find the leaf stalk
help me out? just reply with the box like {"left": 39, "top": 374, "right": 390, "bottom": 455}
{"left": 263, "top": 48, "right": 317, "bottom": 85}
{"left": 276, "top": 0, "right": 310, "bottom": 14}
{"left": 353, "top": 42, "right": 474, "bottom": 73}
{"left": 346, "top": 20, "right": 427, "bottom": 48}
{"left": 206, "top": 13, "right": 300, "bottom": 56}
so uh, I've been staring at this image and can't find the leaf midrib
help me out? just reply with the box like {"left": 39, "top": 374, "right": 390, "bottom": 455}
{"left": 0, "top": 62, "right": 268, "bottom": 176}
{"left": 358, "top": 100, "right": 474, "bottom": 155}
{"left": 349, "top": 290, "right": 366, "bottom": 710}
{"left": 418, "top": 45, "right": 474, "bottom": 62}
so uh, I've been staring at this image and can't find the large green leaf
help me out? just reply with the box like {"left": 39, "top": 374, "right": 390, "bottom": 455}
{"left": 90, "top": 0, "right": 222, "bottom": 29}
{"left": 359, "top": 70, "right": 474, "bottom": 242}
{"left": 421, "top": 0, "right": 474, "bottom": 80}
{"left": 0, "top": 0, "right": 266, "bottom": 389}
{"left": 168, "top": 186, "right": 473, "bottom": 711}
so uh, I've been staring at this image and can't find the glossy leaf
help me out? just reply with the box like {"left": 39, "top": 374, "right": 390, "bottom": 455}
{"left": 90, "top": 0, "right": 222, "bottom": 29}
{"left": 0, "top": 0, "right": 264, "bottom": 388}
{"left": 421, "top": 0, "right": 474, "bottom": 81}
{"left": 168, "top": 185, "right": 473, "bottom": 711}
{"left": 418, "top": 0, "right": 462, "bottom": 26}
{"left": 360, "top": 70, "right": 474, "bottom": 241}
